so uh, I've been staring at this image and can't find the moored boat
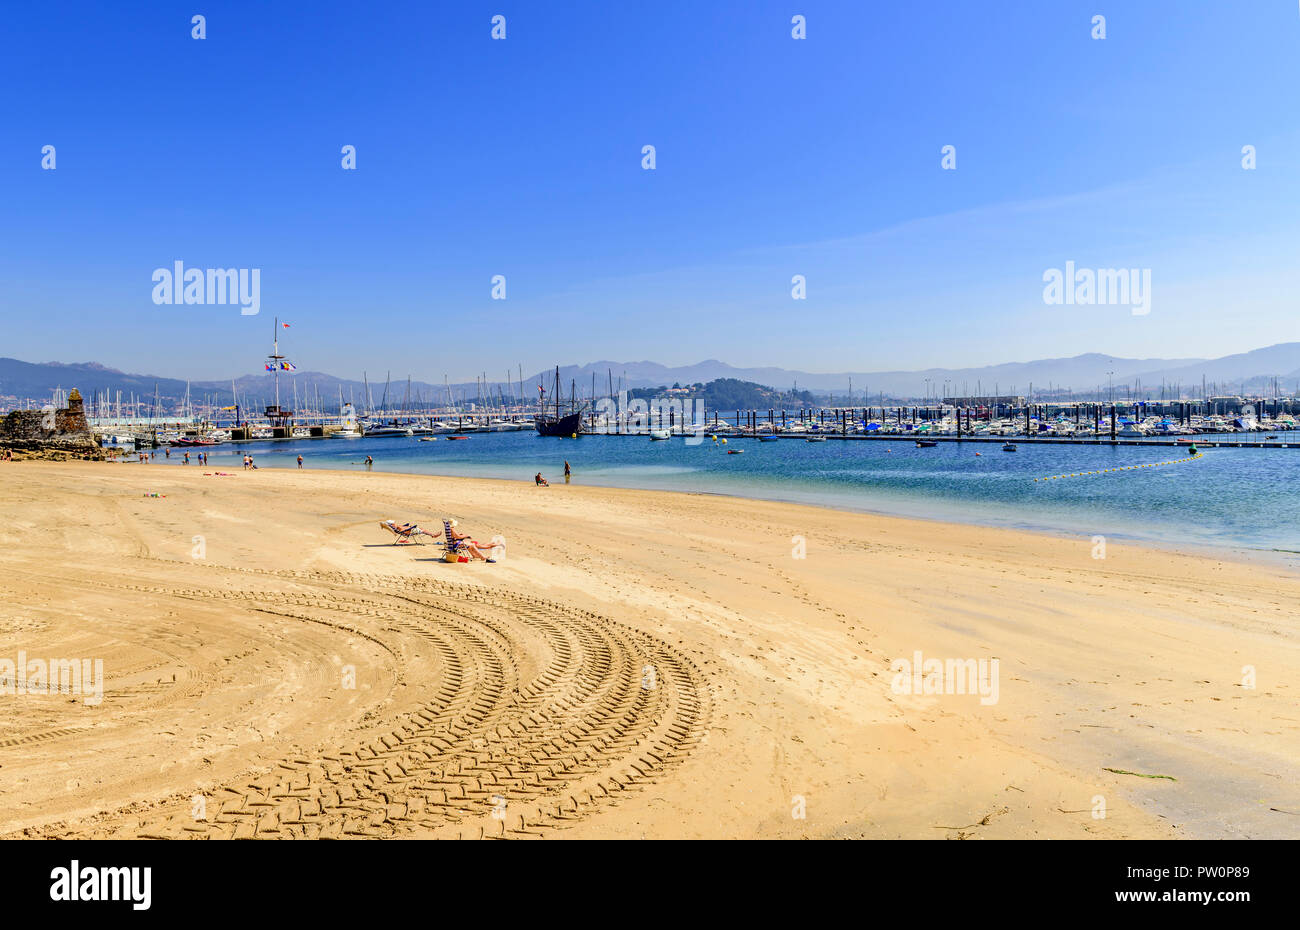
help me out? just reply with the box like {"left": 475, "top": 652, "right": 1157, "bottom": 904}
{"left": 534, "top": 366, "right": 585, "bottom": 437}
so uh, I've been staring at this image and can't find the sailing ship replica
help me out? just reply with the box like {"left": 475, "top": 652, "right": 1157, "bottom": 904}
{"left": 534, "top": 366, "right": 584, "bottom": 436}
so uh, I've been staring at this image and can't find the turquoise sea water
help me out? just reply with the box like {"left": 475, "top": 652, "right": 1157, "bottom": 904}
{"left": 170, "top": 432, "right": 1300, "bottom": 558}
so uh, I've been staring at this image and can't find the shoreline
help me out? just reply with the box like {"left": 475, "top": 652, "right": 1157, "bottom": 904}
{"left": 72, "top": 454, "right": 1300, "bottom": 572}
{"left": 2, "top": 460, "right": 1297, "bottom": 839}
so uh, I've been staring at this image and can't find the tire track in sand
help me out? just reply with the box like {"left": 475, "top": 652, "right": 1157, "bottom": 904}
{"left": 14, "top": 568, "right": 708, "bottom": 839}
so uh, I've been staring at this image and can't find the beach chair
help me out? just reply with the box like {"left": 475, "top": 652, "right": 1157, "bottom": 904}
{"left": 379, "top": 520, "right": 434, "bottom": 545}
{"left": 443, "top": 520, "right": 470, "bottom": 562}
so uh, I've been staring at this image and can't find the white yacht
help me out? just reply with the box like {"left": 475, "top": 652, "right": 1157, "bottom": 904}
{"left": 364, "top": 424, "right": 414, "bottom": 437}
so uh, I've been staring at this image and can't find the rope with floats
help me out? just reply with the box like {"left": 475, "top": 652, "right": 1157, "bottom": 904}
{"left": 1035, "top": 450, "right": 1203, "bottom": 482}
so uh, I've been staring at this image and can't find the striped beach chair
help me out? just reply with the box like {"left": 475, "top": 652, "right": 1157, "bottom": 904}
{"left": 443, "top": 520, "right": 468, "bottom": 560}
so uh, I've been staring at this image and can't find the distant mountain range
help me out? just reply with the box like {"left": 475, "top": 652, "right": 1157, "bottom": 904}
{"left": 559, "top": 344, "right": 1300, "bottom": 397}
{"left": 4, "top": 344, "right": 1300, "bottom": 411}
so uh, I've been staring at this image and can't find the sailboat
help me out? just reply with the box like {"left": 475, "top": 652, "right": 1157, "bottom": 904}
{"left": 332, "top": 395, "right": 362, "bottom": 438}
{"left": 534, "top": 367, "right": 584, "bottom": 436}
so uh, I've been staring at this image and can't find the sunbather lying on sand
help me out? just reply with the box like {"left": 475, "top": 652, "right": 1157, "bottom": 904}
{"left": 379, "top": 520, "right": 435, "bottom": 544}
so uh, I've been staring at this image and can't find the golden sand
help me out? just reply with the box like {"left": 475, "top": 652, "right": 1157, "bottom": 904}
{"left": 1, "top": 461, "right": 1296, "bottom": 839}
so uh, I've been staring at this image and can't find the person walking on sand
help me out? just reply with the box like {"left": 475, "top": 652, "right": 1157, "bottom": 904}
{"left": 297, "top": 454, "right": 304, "bottom": 469}
{"left": 564, "top": 460, "right": 571, "bottom": 484}
{"left": 183, "top": 451, "right": 190, "bottom": 465}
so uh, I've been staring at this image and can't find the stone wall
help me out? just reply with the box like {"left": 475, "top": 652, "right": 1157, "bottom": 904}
{"left": 1, "top": 388, "right": 91, "bottom": 442}
{"left": 1, "top": 388, "right": 107, "bottom": 459}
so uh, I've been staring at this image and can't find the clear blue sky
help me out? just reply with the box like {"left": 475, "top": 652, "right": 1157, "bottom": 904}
{"left": 3, "top": 1, "right": 1298, "bottom": 381}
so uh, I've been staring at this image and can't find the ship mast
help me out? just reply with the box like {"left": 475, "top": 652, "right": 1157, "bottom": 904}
{"left": 268, "top": 316, "right": 285, "bottom": 410}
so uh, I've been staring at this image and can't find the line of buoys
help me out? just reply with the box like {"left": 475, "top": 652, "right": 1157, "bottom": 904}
{"left": 1035, "top": 452, "right": 1202, "bottom": 482}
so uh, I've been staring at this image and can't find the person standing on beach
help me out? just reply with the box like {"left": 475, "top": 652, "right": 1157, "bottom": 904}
{"left": 164, "top": 448, "right": 170, "bottom": 459}
{"left": 297, "top": 454, "right": 304, "bottom": 469}
{"left": 364, "top": 455, "right": 373, "bottom": 470}
{"left": 564, "top": 460, "right": 571, "bottom": 483}
{"left": 183, "top": 452, "right": 189, "bottom": 465}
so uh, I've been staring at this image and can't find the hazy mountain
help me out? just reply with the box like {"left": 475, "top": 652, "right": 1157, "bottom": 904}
{"left": 1131, "top": 343, "right": 1300, "bottom": 392}
{"left": 5, "top": 343, "right": 1300, "bottom": 410}
{"left": 0, "top": 358, "right": 193, "bottom": 401}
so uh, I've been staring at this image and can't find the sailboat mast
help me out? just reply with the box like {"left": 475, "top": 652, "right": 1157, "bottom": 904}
{"left": 273, "top": 316, "right": 280, "bottom": 410}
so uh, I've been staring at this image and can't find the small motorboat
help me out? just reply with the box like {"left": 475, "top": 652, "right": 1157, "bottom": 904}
{"left": 649, "top": 429, "right": 671, "bottom": 440}
{"left": 758, "top": 436, "right": 780, "bottom": 442}
{"left": 1002, "top": 443, "right": 1017, "bottom": 452}
{"left": 446, "top": 435, "right": 469, "bottom": 441}
{"left": 418, "top": 437, "right": 439, "bottom": 442}
{"left": 727, "top": 449, "right": 744, "bottom": 455}
{"left": 915, "top": 440, "right": 937, "bottom": 448}
{"left": 806, "top": 436, "right": 827, "bottom": 443}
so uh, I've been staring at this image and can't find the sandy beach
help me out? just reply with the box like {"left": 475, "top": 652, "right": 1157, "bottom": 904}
{"left": 1, "top": 460, "right": 1296, "bottom": 839}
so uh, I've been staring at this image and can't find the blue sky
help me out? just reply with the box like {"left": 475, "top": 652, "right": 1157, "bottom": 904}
{"left": 2, "top": 1, "right": 1298, "bottom": 381}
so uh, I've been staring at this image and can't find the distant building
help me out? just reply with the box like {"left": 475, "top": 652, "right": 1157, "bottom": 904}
{"left": 942, "top": 395, "right": 1025, "bottom": 408}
